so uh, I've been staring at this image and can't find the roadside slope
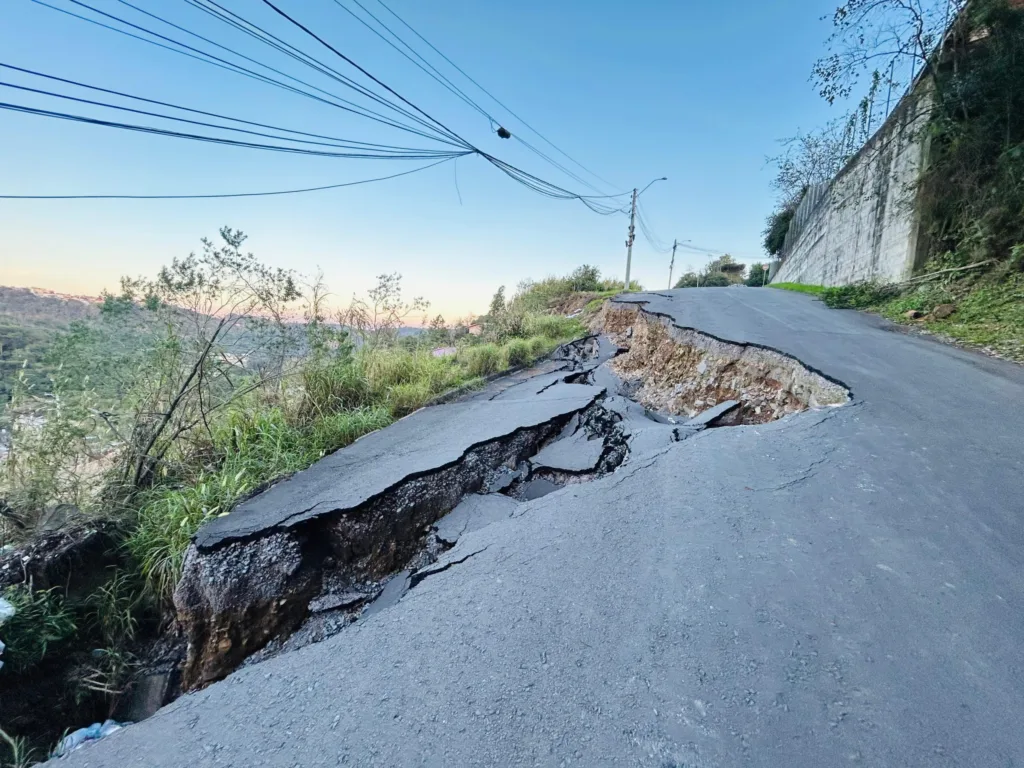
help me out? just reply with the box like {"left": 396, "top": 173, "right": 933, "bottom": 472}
{"left": 57, "top": 288, "right": 1024, "bottom": 768}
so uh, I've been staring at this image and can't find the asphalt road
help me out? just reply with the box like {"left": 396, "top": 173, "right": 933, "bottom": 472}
{"left": 61, "top": 288, "right": 1024, "bottom": 767}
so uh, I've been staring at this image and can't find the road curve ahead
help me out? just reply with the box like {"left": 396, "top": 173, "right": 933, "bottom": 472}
{"left": 60, "top": 288, "right": 1024, "bottom": 768}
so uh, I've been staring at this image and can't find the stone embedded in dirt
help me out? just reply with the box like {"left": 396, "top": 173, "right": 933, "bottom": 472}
{"left": 932, "top": 303, "right": 957, "bottom": 319}
{"left": 905, "top": 309, "right": 924, "bottom": 320}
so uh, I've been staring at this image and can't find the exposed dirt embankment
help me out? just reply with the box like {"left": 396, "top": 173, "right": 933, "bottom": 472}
{"left": 595, "top": 303, "right": 849, "bottom": 424}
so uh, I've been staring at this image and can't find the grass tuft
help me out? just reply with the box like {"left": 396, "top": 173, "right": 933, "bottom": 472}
{"left": 769, "top": 282, "right": 826, "bottom": 295}
{"left": 505, "top": 338, "right": 534, "bottom": 367}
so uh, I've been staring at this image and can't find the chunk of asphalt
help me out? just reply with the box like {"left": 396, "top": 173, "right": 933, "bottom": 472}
{"left": 644, "top": 409, "right": 679, "bottom": 425}
{"left": 587, "top": 362, "right": 626, "bottom": 399}
{"left": 626, "top": 423, "right": 679, "bottom": 456}
{"left": 520, "top": 476, "right": 563, "bottom": 500}
{"left": 308, "top": 588, "right": 375, "bottom": 614}
{"left": 685, "top": 400, "right": 741, "bottom": 427}
{"left": 558, "top": 413, "right": 581, "bottom": 439}
{"left": 673, "top": 424, "right": 706, "bottom": 441}
{"left": 485, "top": 465, "right": 523, "bottom": 494}
{"left": 435, "top": 494, "right": 519, "bottom": 545}
{"left": 193, "top": 384, "right": 603, "bottom": 551}
{"left": 361, "top": 570, "right": 411, "bottom": 618}
{"left": 530, "top": 429, "right": 606, "bottom": 473}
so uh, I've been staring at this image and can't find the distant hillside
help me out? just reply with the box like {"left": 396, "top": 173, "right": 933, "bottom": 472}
{"left": 0, "top": 285, "right": 100, "bottom": 327}
{"left": 0, "top": 287, "right": 102, "bottom": 417}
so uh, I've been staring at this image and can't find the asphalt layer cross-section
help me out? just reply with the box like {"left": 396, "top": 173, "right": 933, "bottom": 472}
{"left": 59, "top": 288, "right": 1024, "bottom": 767}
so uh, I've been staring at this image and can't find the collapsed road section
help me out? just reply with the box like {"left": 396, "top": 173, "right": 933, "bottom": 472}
{"left": 596, "top": 301, "right": 849, "bottom": 422}
{"left": 172, "top": 301, "right": 850, "bottom": 692}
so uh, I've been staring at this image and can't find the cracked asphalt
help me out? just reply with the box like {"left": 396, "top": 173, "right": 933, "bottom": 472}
{"left": 59, "top": 288, "right": 1024, "bottom": 767}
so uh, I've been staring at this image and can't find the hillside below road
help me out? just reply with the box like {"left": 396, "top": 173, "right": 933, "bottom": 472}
{"left": 58, "top": 288, "right": 1024, "bottom": 767}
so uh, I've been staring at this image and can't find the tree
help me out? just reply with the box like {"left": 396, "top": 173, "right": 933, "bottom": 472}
{"left": 673, "top": 272, "right": 700, "bottom": 288}
{"left": 767, "top": 118, "right": 860, "bottom": 205}
{"left": 340, "top": 273, "right": 429, "bottom": 350}
{"left": 746, "top": 263, "right": 769, "bottom": 287}
{"left": 116, "top": 228, "right": 302, "bottom": 487}
{"left": 3, "top": 228, "right": 305, "bottom": 502}
{"left": 813, "top": 0, "right": 965, "bottom": 106}
{"left": 427, "top": 314, "right": 450, "bottom": 347}
{"left": 700, "top": 272, "right": 732, "bottom": 287}
{"left": 763, "top": 203, "right": 799, "bottom": 256}
{"left": 488, "top": 286, "right": 506, "bottom": 317}
{"left": 673, "top": 269, "right": 732, "bottom": 288}
{"left": 567, "top": 265, "right": 601, "bottom": 292}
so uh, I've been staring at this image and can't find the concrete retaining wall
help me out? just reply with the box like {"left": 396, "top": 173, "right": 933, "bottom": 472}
{"left": 774, "top": 87, "right": 932, "bottom": 286}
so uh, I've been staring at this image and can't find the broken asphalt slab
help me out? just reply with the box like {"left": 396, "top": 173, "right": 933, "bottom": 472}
{"left": 685, "top": 399, "right": 740, "bottom": 426}
{"left": 529, "top": 428, "right": 605, "bottom": 473}
{"left": 433, "top": 493, "right": 518, "bottom": 545}
{"left": 194, "top": 383, "right": 604, "bottom": 551}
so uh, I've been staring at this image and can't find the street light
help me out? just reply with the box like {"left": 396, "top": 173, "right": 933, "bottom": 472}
{"left": 624, "top": 177, "right": 667, "bottom": 292}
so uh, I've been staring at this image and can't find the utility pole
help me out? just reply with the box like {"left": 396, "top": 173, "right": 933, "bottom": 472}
{"left": 668, "top": 239, "right": 678, "bottom": 290}
{"left": 624, "top": 187, "right": 638, "bottom": 292}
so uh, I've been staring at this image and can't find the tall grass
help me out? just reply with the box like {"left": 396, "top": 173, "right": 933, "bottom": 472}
{"left": 459, "top": 344, "right": 506, "bottom": 377}
{"left": 505, "top": 338, "right": 533, "bottom": 367}
{"left": 127, "top": 405, "right": 391, "bottom": 600}
{"left": 0, "top": 585, "right": 77, "bottom": 674}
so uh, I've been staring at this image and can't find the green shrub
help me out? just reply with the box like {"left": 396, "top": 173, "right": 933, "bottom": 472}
{"left": 505, "top": 338, "right": 533, "bottom": 367}
{"left": 0, "top": 584, "right": 77, "bottom": 674}
{"left": 820, "top": 282, "right": 901, "bottom": 309}
{"left": 460, "top": 344, "right": 506, "bottom": 377}
{"left": 878, "top": 285, "right": 953, "bottom": 319}
{"left": 529, "top": 336, "right": 551, "bottom": 357}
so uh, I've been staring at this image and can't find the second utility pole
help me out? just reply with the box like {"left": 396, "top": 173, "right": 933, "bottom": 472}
{"left": 624, "top": 187, "right": 638, "bottom": 291}
{"left": 668, "top": 239, "right": 678, "bottom": 289}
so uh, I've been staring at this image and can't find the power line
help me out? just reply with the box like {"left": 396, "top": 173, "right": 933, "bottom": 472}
{"left": 257, "top": 0, "right": 470, "bottom": 148}
{"left": 0, "top": 62, "right": 436, "bottom": 152}
{"left": 30, "top": 0, "right": 461, "bottom": 145}
{"left": 372, "top": 0, "right": 618, "bottom": 193}
{"left": 175, "top": 0, "right": 464, "bottom": 144}
{"left": 0, "top": 156, "right": 458, "bottom": 199}
{"left": 333, "top": 0, "right": 616, "bottom": 197}
{"left": 0, "top": 77, "right": 458, "bottom": 157}
{"left": 19, "top": 0, "right": 630, "bottom": 212}
{"left": 635, "top": 203, "right": 672, "bottom": 253}
{"left": 0, "top": 100, "right": 471, "bottom": 160}
{"left": 249, "top": 0, "right": 628, "bottom": 213}
{"left": 328, "top": 0, "right": 495, "bottom": 123}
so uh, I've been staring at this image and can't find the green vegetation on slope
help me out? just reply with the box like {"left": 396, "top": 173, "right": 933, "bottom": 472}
{"left": 771, "top": 265, "right": 1024, "bottom": 362}
{"left": 0, "top": 234, "right": 592, "bottom": 753}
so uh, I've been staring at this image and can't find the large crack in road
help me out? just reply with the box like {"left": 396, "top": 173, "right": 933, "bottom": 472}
{"left": 170, "top": 304, "right": 849, "bottom": 693}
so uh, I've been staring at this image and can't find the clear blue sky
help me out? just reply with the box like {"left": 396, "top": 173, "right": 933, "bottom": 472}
{"left": 0, "top": 0, "right": 842, "bottom": 320}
